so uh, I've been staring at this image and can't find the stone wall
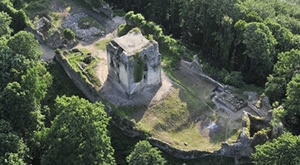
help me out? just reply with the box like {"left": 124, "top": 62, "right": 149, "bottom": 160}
{"left": 55, "top": 52, "right": 263, "bottom": 163}
{"left": 180, "top": 60, "right": 224, "bottom": 89}
{"left": 55, "top": 51, "right": 103, "bottom": 103}
{"left": 110, "top": 114, "right": 147, "bottom": 138}
{"left": 149, "top": 138, "right": 214, "bottom": 159}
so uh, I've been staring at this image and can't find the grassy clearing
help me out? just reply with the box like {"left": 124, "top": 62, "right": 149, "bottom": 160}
{"left": 95, "top": 37, "right": 112, "bottom": 51}
{"left": 138, "top": 87, "right": 222, "bottom": 151}
{"left": 114, "top": 65, "right": 242, "bottom": 151}
{"left": 61, "top": 49, "right": 101, "bottom": 86}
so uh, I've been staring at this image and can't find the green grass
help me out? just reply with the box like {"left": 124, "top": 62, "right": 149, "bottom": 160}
{"left": 114, "top": 64, "right": 243, "bottom": 151}
{"left": 61, "top": 49, "right": 101, "bottom": 87}
{"left": 95, "top": 37, "right": 112, "bottom": 51}
{"left": 113, "top": 105, "right": 147, "bottom": 119}
{"left": 45, "top": 62, "right": 235, "bottom": 164}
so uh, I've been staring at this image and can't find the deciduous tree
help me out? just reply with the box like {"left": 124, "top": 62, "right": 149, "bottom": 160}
{"left": 7, "top": 31, "right": 41, "bottom": 61}
{"left": 265, "top": 49, "right": 300, "bottom": 103}
{"left": 127, "top": 140, "right": 166, "bottom": 165}
{"left": 285, "top": 74, "right": 300, "bottom": 115}
{"left": 0, "top": 11, "right": 12, "bottom": 37}
{"left": 41, "top": 96, "right": 115, "bottom": 165}
{"left": 252, "top": 133, "right": 300, "bottom": 165}
{"left": 0, "top": 119, "right": 27, "bottom": 165}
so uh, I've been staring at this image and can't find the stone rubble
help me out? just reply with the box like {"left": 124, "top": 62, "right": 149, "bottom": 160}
{"left": 61, "top": 13, "right": 104, "bottom": 42}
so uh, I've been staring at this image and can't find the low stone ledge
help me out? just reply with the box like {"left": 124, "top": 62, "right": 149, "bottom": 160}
{"left": 148, "top": 138, "right": 213, "bottom": 160}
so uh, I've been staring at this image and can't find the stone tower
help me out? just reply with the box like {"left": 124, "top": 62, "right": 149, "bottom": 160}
{"left": 106, "top": 31, "right": 161, "bottom": 96}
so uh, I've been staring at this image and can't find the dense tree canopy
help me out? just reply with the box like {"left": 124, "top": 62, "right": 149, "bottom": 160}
{"left": 7, "top": 30, "right": 41, "bottom": 61}
{"left": 252, "top": 133, "right": 300, "bottom": 165}
{"left": 42, "top": 96, "right": 115, "bottom": 165}
{"left": 110, "top": 0, "right": 300, "bottom": 86}
{"left": 285, "top": 74, "right": 300, "bottom": 116}
{"left": 0, "top": 11, "right": 12, "bottom": 36}
{"left": 265, "top": 49, "right": 300, "bottom": 103}
{"left": 0, "top": 120, "right": 27, "bottom": 165}
{"left": 127, "top": 140, "right": 166, "bottom": 165}
{"left": 1, "top": 0, "right": 300, "bottom": 164}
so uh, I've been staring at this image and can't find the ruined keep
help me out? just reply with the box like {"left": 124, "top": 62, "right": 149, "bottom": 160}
{"left": 106, "top": 31, "right": 162, "bottom": 96}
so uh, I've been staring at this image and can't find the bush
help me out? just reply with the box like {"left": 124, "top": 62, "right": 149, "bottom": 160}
{"left": 224, "top": 71, "right": 245, "bottom": 87}
{"left": 122, "top": 11, "right": 193, "bottom": 68}
{"left": 0, "top": 1, "right": 28, "bottom": 33}
{"left": 64, "top": 28, "right": 75, "bottom": 40}
{"left": 118, "top": 24, "right": 132, "bottom": 36}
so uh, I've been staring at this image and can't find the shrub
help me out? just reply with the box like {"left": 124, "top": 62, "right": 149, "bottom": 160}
{"left": 224, "top": 71, "right": 245, "bottom": 87}
{"left": 0, "top": 1, "right": 28, "bottom": 33}
{"left": 118, "top": 24, "right": 132, "bottom": 36}
{"left": 64, "top": 28, "right": 75, "bottom": 40}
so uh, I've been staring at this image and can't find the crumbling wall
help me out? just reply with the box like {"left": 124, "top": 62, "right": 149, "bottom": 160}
{"left": 55, "top": 51, "right": 103, "bottom": 103}
{"left": 29, "top": 17, "right": 63, "bottom": 49}
{"left": 149, "top": 138, "right": 214, "bottom": 159}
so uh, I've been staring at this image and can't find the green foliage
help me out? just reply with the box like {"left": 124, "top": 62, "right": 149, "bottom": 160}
{"left": 63, "top": 28, "right": 75, "bottom": 40}
{"left": 95, "top": 37, "right": 112, "bottom": 51}
{"left": 245, "top": 11, "right": 263, "bottom": 22}
{"left": 265, "top": 49, "right": 300, "bottom": 103}
{"left": 264, "top": 18, "right": 294, "bottom": 52}
{"left": 142, "top": 21, "right": 163, "bottom": 39}
{"left": 122, "top": 11, "right": 192, "bottom": 68}
{"left": 112, "top": 0, "right": 300, "bottom": 87}
{"left": 0, "top": 11, "right": 12, "bottom": 37}
{"left": 117, "top": 23, "right": 131, "bottom": 36}
{"left": 133, "top": 56, "right": 144, "bottom": 82}
{"left": 0, "top": 81, "right": 45, "bottom": 138}
{"left": 21, "top": 63, "right": 53, "bottom": 104}
{"left": 0, "top": 1, "right": 28, "bottom": 33}
{"left": 7, "top": 31, "right": 42, "bottom": 61}
{"left": 276, "top": 14, "right": 300, "bottom": 35}
{"left": 270, "top": 104, "right": 286, "bottom": 128}
{"left": 224, "top": 71, "right": 245, "bottom": 87}
{"left": 127, "top": 140, "right": 166, "bottom": 165}
{"left": 252, "top": 133, "right": 300, "bottom": 165}
{"left": 285, "top": 74, "right": 300, "bottom": 115}
{"left": 241, "top": 22, "right": 277, "bottom": 83}
{"left": 59, "top": 49, "right": 100, "bottom": 86}
{"left": 42, "top": 96, "right": 115, "bottom": 165}
{"left": 0, "top": 120, "right": 27, "bottom": 165}
{"left": 125, "top": 11, "right": 146, "bottom": 27}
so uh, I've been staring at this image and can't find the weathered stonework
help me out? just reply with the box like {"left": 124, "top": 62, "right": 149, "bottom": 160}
{"left": 106, "top": 31, "right": 162, "bottom": 96}
{"left": 34, "top": 17, "right": 63, "bottom": 49}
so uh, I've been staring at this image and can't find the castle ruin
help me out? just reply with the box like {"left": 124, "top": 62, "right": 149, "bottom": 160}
{"left": 106, "top": 31, "right": 162, "bottom": 96}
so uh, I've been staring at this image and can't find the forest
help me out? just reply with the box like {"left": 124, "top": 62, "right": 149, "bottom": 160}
{"left": 1, "top": 0, "right": 300, "bottom": 164}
